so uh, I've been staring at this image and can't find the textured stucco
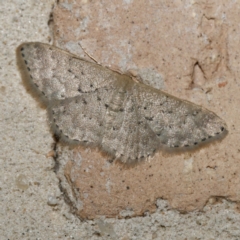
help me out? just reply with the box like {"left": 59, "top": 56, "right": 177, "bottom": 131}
{"left": 1, "top": 0, "right": 240, "bottom": 239}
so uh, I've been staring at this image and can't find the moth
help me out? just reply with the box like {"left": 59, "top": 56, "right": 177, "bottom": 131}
{"left": 17, "top": 42, "right": 228, "bottom": 164}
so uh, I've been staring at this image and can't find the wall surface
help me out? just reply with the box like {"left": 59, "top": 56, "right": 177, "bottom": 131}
{"left": 1, "top": 0, "right": 240, "bottom": 239}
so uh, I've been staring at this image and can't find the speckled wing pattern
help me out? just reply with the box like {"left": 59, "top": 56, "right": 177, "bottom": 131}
{"left": 17, "top": 42, "right": 228, "bottom": 164}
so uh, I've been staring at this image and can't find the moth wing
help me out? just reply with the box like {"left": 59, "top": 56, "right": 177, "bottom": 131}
{"left": 136, "top": 83, "right": 228, "bottom": 150}
{"left": 17, "top": 42, "right": 119, "bottom": 103}
{"left": 101, "top": 82, "right": 160, "bottom": 163}
{"left": 48, "top": 86, "right": 111, "bottom": 146}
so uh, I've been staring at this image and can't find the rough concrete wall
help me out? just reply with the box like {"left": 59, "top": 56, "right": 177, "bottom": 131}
{"left": 1, "top": 0, "right": 240, "bottom": 239}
